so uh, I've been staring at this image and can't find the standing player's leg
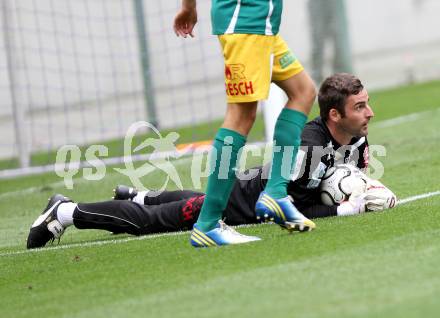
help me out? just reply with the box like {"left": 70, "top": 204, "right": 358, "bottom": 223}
{"left": 256, "top": 36, "right": 317, "bottom": 232}
{"left": 191, "top": 102, "right": 260, "bottom": 247}
{"left": 190, "top": 34, "right": 273, "bottom": 247}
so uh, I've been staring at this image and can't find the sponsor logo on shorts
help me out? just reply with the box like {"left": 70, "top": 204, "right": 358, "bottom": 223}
{"left": 224, "top": 64, "right": 254, "bottom": 97}
{"left": 279, "top": 51, "right": 296, "bottom": 69}
{"left": 225, "top": 64, "right": 246, "bottom": 80}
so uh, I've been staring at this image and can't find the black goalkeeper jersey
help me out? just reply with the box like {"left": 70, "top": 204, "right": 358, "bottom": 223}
{"left": 223, "top": 116, "right": 369, "bottom": 225}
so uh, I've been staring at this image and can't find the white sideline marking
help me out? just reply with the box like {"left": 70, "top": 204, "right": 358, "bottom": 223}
{"left": 1, "top": 107, "right": 439, "bottom": 184}
{"left": 372, "top": 108, "right": 440, "bottom": 129}
{"left": 397, "top": 190, "right": 440, "bottom": 205}
{"left": 0, "top": 223, "right": 264, "bottom": 257}
{"left": 0, "top": 141, "right": 266, "bottom": 181}
{"left": 1, "top": 190, "right": 439, "bottom": 257}
{"left": 0, "top": 155, "right": 195, "bottom": 200}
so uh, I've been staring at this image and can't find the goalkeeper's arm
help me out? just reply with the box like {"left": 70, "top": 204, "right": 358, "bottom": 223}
{"left": 336, "top": 177, "right": 397, "bottom": 216}
{"left": 300, "top": 179, "right": 397, "bottom": 218}
{"left": 300, "top": 204, "right": 338, "bottom": 219}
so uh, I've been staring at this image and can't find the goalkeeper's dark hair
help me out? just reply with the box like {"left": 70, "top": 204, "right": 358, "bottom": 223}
{"left": 318, "top": 73, "right": 364, "bottom": 122}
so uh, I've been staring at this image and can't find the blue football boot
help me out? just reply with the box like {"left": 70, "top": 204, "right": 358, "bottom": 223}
{"left": 255, "top": 191, "right": 316, "bottom": 232}
{"left": 190, "top": 221, "right": 261, "bottom": 247}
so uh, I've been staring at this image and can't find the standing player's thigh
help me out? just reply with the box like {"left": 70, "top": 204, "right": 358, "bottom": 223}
{"left": 275, "top": 71, "right": 316, "bottom": 113}
{"left": 271, "top": 35, "right": 316, "bottom": 112}
{"left": 218, "top": 34, "right": 274, "bottom": 103}
{"left": 271, "top": 35, "right": 304, "bottom": 83}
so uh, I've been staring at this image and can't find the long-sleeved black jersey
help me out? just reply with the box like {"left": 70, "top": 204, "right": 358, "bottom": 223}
{"left": 223, "top": 116, "right": 369, "bottom": 224}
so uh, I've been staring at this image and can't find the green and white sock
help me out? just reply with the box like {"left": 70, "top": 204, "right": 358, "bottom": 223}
{"left": 265, "top": 108, "right": 307, "bottom": 199}
{"left": 196, "top": 128, "right": 246, "bottom": 232}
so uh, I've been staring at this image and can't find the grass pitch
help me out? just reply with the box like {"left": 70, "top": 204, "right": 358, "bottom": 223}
{"left": 1, "top": 81, "right": 440, "bottom": 318}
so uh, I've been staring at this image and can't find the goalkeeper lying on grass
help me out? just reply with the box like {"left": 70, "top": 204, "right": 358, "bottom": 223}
{"left": 26, "top": 73, "right": 397, "bottom": 249}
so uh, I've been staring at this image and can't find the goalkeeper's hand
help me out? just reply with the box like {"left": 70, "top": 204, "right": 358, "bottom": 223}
{"left": 364, "top": 179, "right": 397, "bottom": 211}
{"left": 337, "top": 188, "right": 367, "bottom": 216}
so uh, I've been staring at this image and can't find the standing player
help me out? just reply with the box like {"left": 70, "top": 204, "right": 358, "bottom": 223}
{"left": 174, "top": 0, "right": 317, "bottom": 247}
{"left": 26, "top": 73, "right": 397, "bottom": 249}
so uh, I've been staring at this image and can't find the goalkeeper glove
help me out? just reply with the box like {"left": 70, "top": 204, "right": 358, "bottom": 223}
{"left": 337, "top": 188, "right": 367, "bottom": 216}
{"left": 364, "top": 179, "right": 397, "bottom": 211}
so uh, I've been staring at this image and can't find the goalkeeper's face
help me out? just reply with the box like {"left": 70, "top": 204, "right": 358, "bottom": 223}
{"left": 340, "top": 89, "right": 374, "bottom": 137}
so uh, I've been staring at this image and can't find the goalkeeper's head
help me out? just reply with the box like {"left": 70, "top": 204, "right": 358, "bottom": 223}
{"left": 318, "top": 73, "right": 374, "bottom": 141}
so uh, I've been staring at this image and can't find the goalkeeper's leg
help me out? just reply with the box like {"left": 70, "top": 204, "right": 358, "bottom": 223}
{"left": 114, "top": 184, "right": 203, "bottom": 205}
{"left": 27, "top": 195, "right": 206, "bottom": 248}
{"left": 74, "top": 198, "right": 204, "bottom": 234}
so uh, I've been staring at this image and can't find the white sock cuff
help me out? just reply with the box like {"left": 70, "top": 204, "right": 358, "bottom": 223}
{"left": 57, "top": 202, "right": 77, "bottom": 227}
{"left": 133, "top": 191, "right": 149, "bottom": 205}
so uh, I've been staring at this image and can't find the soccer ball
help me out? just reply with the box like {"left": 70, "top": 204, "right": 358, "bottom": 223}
{"left": 320, "top": 164, "right": 368, "bottom": 206}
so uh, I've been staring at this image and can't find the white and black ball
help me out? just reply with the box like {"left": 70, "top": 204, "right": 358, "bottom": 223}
{"left": 319, "top": 164, "right": 367, "bottom": 206}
